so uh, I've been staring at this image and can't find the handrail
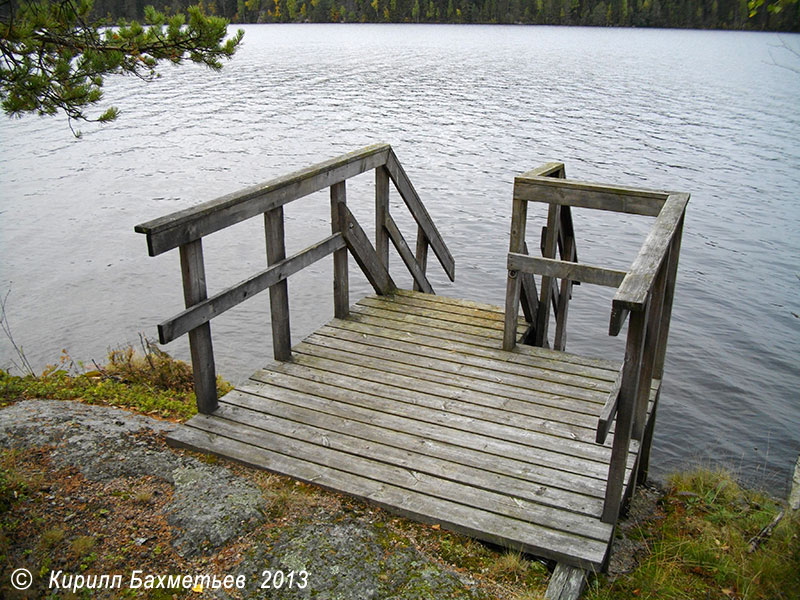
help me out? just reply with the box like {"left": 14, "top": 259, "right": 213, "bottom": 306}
{"left": 135, "top": 144, "right": 390, "bottom": 256}
{"left": 513, "top": 174, "right": 672, "bottom": 216}
{"left": 159, "top": 234, "right": 345, "bottom": 344}
{"left": 609, "top": 192, "right": 690, "bottom": 335}
{"left": 508, "top": 254, "right": 627, "bottom": 289}
{"left": 136, "top": 144, "right": 454, "bottom": 414}
{"left": 502, "top": 163, "right": 688, "bottom": 527}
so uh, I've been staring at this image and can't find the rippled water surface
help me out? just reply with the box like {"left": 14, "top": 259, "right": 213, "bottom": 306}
{"left": 1, "top": 25, "right": 798, "bottom": 492}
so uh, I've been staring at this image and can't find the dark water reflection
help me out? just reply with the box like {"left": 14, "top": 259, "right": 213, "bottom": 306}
{"left": 1, "top": 25, "right": 798, "bottom": 493}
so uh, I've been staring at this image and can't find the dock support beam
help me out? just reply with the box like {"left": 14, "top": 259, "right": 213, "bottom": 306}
{"left": 545, "top": 563, "right": 587, "bottom": 600}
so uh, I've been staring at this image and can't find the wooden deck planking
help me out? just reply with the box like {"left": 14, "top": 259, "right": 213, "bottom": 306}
{"left": 168, "top": 291, "right": 653, "bottom": 571}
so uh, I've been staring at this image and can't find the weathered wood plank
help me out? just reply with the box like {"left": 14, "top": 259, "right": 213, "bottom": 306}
{"left": 385, "top": 215, "right": 434, "bottom": 294}
{"left": 167, "top": 424, "right": 609, "bottom": 569}
{"left": 611, "top": 193, "right": 690, "bottom": 328}
{"left": 392, "top": 288, "right": 510, "bottom": 316}
{"left": 300, "top": 334, "right": 607, "bottom": 436}
{"left": 159, "top": 234, "right": 345, "bottom": 343}
{"left": 341, "top": 205, "right": 396, "bottom": 295}
{"left": 387, "top": 290, "right": 507, "bottom": 323}
{"left": 226, "top": 384, "right": 611, "bottom": 498}
{"left": 341, "top": 310, "right": 619, "bottom": 382}
{"left": 179, "top": 239, "right": 217, "bottom": 414}
{"left": 196, "top": 404, "right": 612, "bottom": 539}
{"left": 330, "top": 181, "right": 349, "bottom": 319}
{"left": 353, "top": 295, "right": 619, "bottom": 372}
{"left": 514, "top": 176, "right": 670, "bottom": 216}
{"left": 318, "top": 320, "right": 616, "bottom": 393}
{"left": 247, "top": 362, "right": 618, "bottom": 473}
{"left": 384, "top": 148, "right": 455, "bottom": 281}
{"left": 356, "top": 296, "right": 521, "bottom": 335}
{"left": 264, "top": 349, "right": 606, "bottom": 432}
{"left": 265, "top": 206, "right": 291, "bottom": 361}
{"left": 301, "top": 331, "right": 612, "bottom": 403}
{"left": 352, "top": 300, "right": 519, "bottom": 341}
{"left": 135, "top": 144, "right": 391, "bottom": 256}
{"left": 216, "top": 393, "right": 606, "bottom": 511}
{"left": 509, "top": 254, "right": 627, "bottom": 288}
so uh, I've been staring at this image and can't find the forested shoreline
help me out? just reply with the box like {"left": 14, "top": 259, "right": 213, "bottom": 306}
{"left": 91, "top": 0, "right": 799, "bottom": 31}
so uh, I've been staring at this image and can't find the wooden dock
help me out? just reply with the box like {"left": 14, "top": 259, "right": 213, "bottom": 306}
{"left": 169, "top": 290, "right": 654, "bottom": 570}
{"left": 136, "top": 144, "right": 687, "bottom": 591}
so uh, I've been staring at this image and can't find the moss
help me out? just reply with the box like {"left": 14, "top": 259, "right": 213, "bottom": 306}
{"left": 0, "top": 341, "right": 231, "bottom": 422}
{"left": 586, "top": 466, "right": 800, "bottom": 600}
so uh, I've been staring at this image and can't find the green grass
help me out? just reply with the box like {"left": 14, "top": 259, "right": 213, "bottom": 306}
{"left": 586, "top": 467, "right": 800, "bottom": 600}
{"left": 0, "top": 341, "right": 231, "bottom": 421}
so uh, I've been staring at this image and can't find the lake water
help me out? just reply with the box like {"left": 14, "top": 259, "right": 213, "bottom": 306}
{"left": 1, "top": 25, "right": 798, "bottom": 494}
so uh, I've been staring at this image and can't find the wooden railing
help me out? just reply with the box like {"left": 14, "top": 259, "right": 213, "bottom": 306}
{"left": 503, "top": 162, "right": 581, "bottom": 351}
{"left": 135, "top": 144, "right": 455, "bottom": 415}
{"left": 502, "top": 163, "right": 689, "bottom": 524}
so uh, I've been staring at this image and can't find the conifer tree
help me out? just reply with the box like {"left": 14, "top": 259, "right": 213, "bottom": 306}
{"left": 0, "top": 0, "right": 244, "bottom": 128}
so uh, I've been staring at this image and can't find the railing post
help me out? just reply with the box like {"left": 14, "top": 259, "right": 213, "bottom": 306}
{"left": 413, "top": 226, "right": 429, "bottom": 292}
{"left": 179, "top": 239, "right": 218, "bottom": 414}
{"left": 553, "top": 233, "right": 575, "bottom": 351}
{"left": 503, "top": 196, "right": 528, "bottom": 351}
{"left": 534, "top": 203, "right": 561, "bottom": 347}
{"left": 518, "top": 241, "right": 540, "bottom": 329}
{"left": 376, "top": 165, "right": 390, "bottom": 274}
{"left": 602, "top": 304, "right": 649, "bottom": 524}
{"left": 653, "top": 214, "right": 684, "bottom": 380}
{"left": 632, "top": 257, "right": 668, "bottom": 440}
{"left": 265, "top": 206, "right": 292, "bottom": 361}
{"left": 331, "top": 181, "right": 349, "bottom": 318}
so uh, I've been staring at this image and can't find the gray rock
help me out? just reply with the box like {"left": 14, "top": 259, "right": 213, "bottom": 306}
{"left": 0, "top": 400, "right": 489, "bottom": 598}
{"left": 232, "top": 514, "right": 485, "bottom": 600}
{"left": 0, "top": 399, "right": 265, "bottom": 557}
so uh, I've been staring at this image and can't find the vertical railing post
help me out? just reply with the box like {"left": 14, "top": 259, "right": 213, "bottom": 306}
{"left": 638, "top": 215, "right": 684, "bottom": 482}
{"left": 553, "top": 233, "right": 574, "bottom": 351}
{"left": 331, "top": 181, "right": 349, "bottom": 318}
{"left": 503, "top": 195, "right": 528, "bottom": 351}
{"left": 413, "top": 225, "right": 429, "bottom": 292}
{"left": 653, "top": 215, "right": 684, "bottom": 380}
{"left": 179, "top": 239, "right": 218, "bottom": 414}
{"left": 376, "top": 166, "right": 390, "bottom": 274}
{"left": 265, "top": 206, "right": 292, "bottom": 361}
{"left": 534, "top": 203, "right": 561, "bottom": 347}
{"left": 602, "top": 304, "right": 649, "bottom": 524}
{"left": 632, "top": 257, "right": 668, "bottom": 440}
